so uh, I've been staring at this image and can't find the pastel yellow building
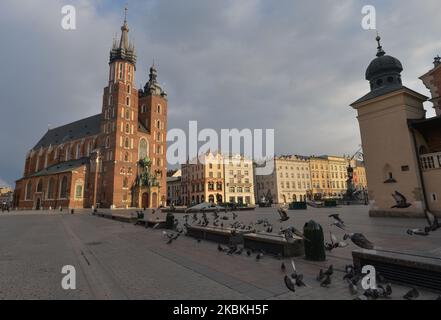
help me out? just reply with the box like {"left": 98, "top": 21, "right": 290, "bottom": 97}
{"left": 224, "top": 155, "right": 255, "bottom": 205}
{"left": 255, "top": 156, "right": 311, "bottom": 204}
{"left": 180, "top": 152, "right": 255, "bottom": 206}
{"left": 181, "top": 152, "right": 224, "bottom": 205}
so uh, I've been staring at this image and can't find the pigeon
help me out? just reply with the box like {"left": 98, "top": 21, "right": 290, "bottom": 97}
{"left": 284, "top": 275, "right": 296, "bottom": 292}
{"left": 256, "top": 253, "right": 263, "bottom": 261}
{"left": 324, "top": 265, "right": 334, "bottom": 276}
{"left": 277, "top": 208, "right": 290, "bottom": 222}
{"left": 246, "top": 250, "right": 252, "bottom": 257}
{"left": 295, "top": 275, "right": 306, "bottom": 287}
{"left": 343, "top": 265, "right": 356, "bottom": 281}
{"left": 218, "top": 244, "right": 227, "bottom": 252}
{"left": 235, "top": 247, "right": 243, "bottom": 255}
{"left": 166, "top": 233, "right": 179, "bottom": 244}
{"left": 320, "top": 275, "right": 331, "bottom": 287}
{"left": 344, "top": 233, "right": 375, "bottom": 250}
{"left": 363, "top": 289, "right": 380, "bottom": 300}
{"left": 403, "top": 288, "right": 419, "bottom": 300}
{"left": 347, "top": 279, "right": 358, "bottom": 295}
{"left": 281, "top": 262, "right": 286, "bottom": 272}
{"left": 331, "top": 220, "right": 346, "bottom": 231}
{"left": 329, "top": 214, "right": 344, "bottom": 224}
{"left": 232, "top": 212, "right": 238, "bottom": 220}
{"left": 391, "top": 191, "right": 412, "bottom": 209}
{"left": 407, "top": 228, "right": 429, "bottom": 236}
{"left": 281, "top": 227, "right": 309, "bottom": 242}
{"left": 325, "top": 232, "right": 349, "bottom": 251}
{"left": 227, "top": 245, "right": 238, "bottom": 255}
{"left": 377, "top": 284, "right": 393, "bottom": 298}
{"left": 426, "top": 211, "right": 440, "bottom": 231}
{"left": 317, "top": 269, "right": 325, "bottom": 282}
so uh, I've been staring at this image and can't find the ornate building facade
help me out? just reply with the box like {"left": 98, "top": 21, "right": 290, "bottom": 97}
{"left": 14, "top": 16, "right": 168, "bottom": 210}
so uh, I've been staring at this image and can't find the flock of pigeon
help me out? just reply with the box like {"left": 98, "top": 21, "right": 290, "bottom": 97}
{"left": 158, "top": 206, "right": 440, "bottom": 300}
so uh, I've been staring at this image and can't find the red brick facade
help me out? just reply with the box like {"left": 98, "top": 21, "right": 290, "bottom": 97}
{"left": 14, "top": 18, "right": 168, "bottom": 210}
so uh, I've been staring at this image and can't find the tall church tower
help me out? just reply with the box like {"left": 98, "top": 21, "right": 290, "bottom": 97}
{"left": 351, "top": 36, "right": 428, "bottom": 217}
{"left": 138, "top": 64, "right": 168, "bottom": 206}
{"left": 99, "top": 10, "right": 139, "bottom": 208}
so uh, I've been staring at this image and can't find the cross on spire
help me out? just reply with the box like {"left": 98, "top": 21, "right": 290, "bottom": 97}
{"left": 375, "top": 32, "right": 386, "bottom": 57}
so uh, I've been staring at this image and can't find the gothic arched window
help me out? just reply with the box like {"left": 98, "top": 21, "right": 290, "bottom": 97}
{"left": 105, "top": 137, "right": 110, "bottom": 149}
{"left": 139, "top": 139, "right": 148, "bottom": 160}
{"left": 25, "top": 181, "right": 32, "bottom": 200}
{"left": 47, "top": 178, "right": 55, "bottom": 199}
{"left": 37, "top": 179, "right": 43, "bottom": 193}
{"left": 60, "top": 176, "right": 68, "bottom": 199}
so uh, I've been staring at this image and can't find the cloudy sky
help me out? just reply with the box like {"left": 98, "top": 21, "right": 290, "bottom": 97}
{"left": 0, "top": 0, "right": 440, "bottom": 187}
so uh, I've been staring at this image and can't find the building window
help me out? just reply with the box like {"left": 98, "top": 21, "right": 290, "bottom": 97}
{"left": 47, "top": 178, "right": 55, "bottom": 199}
{"left": 124, "top": 137, "right": 130, "bottom": 149}
{"left": 75, "top": 183, "right": 83, "bottom": 200}
{"left": 123, "top": 177, "right": 129, "bottom": 189}
{"left": 37, "top": 179, "right": 43, "bottom": 193}
{"left": 125, "top": 123, "right": 130, "bottom": 134}
{"left": 126, "top": 97, "right": 130, "bottom": 106}
{"left": 60, "top": 176, "right": 68, "bottom": 199}
{"left": 25, "top": 181, "right": 32, "bottom": 200}
{"left": 138, "top": 139, "right": 149, "bottom": 160}
{"left": 76, "top": 144, "right": 81, "bottom": 159}
{"left": 157, "top": 105, "right": 161, "bottom": 113}
{"left": 105, "top": 137, "right": 110, "bottom": 149}
{"left": 125, "top": 109, "right": 130, "bottom": 120}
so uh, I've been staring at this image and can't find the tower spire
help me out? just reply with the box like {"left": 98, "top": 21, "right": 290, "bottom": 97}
{"left": 376, "top": 32, "right": 386, "bottom": 57}
{"left": 109, "top": 6, "right": 137, "bottom": 66}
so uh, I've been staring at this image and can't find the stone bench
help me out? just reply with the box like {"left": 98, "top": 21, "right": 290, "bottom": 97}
{"left": 186, "top": 225, "right": 252, "bottom": 246}
{"left": 93, "top": 211, "right": 139, "bottom": 223}
{"left": 136, "top": 216, "right": 167, "bottom": 228}
{"left": 243, "top": 233, "right": 305, "bottom": 257}
{"left": 353, "top": 249, "right": 441, "bottom": 292}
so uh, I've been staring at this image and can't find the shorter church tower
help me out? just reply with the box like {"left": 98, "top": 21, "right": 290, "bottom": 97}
{"left": 138, "top": 64, "right": 168, "bottom": 207}
{"left": 351, "top": 36, "right": 428, "bottom": 217}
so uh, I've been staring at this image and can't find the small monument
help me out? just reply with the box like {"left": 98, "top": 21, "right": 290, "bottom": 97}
{"left": 133, "top": 157, "right": 160, "bottom": 208}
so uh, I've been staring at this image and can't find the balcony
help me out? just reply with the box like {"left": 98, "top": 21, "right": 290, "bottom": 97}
{"left": 421, "top": 152, "right": 441, "bottom": 171}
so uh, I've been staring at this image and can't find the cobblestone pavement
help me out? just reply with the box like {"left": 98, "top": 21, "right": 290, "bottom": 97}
{"left": 0, "top": 206, "right": 440, "bottom": 300}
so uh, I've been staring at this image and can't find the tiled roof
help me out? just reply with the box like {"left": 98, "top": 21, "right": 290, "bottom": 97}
{"left": 32, "top": 114, "right": 102, "bottom": 150}
{"left": 351, "top": 84, "right": 404, "bottom": 106}
{"left": 351, "top": 85, "right": 427, "bottom": 106}
{"left": 30, "top": 158, "right": 89, "bottom": 178}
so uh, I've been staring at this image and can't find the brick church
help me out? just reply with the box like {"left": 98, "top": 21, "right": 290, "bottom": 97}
{"left": 14, "top": 15, "right": 168, "bottom": 210}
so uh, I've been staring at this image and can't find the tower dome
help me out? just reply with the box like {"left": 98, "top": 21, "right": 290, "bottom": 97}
{"left": 365, "top": 35, "right": 403, "bottom": 91}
